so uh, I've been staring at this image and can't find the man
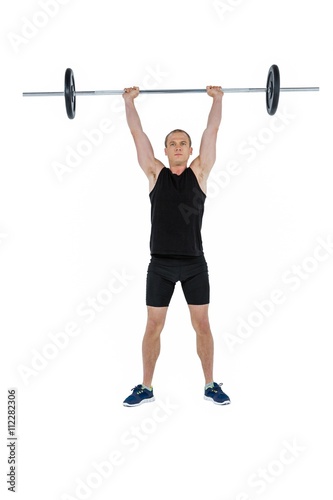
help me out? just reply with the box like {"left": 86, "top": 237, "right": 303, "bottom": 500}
{"left": 122, "top": 84, "right": 230, "bottom": 406}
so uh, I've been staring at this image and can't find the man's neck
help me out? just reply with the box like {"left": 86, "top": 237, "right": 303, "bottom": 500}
{"left": 170, "top": 164, "right": 187, "bottom": 176}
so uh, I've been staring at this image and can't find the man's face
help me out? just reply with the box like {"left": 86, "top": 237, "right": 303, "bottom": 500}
{"left": 164, "top": 132, "right": 193, "bottom": 166}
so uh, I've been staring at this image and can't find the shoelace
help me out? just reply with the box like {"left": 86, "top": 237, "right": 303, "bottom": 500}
{"left": 210, "top": 383, "right": 223, "bottom": 393}
{"left": 132, "top": 385, "right": 144, "bottom": 394}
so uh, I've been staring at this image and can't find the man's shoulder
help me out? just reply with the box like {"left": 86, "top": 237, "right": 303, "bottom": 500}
{"left": 189, "top": 160, "right": 207, "bottom": 195}
{"left": 148, "top": 162, "right": 166, "bottom": 192}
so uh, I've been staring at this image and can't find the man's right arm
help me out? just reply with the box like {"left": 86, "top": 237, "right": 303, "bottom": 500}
{"left": 123, "top": 87, "right": 164, "bottom": 187}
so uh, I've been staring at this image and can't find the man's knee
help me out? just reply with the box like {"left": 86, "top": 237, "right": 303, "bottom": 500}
{"left": 193, "top": 319, "right": 211, "bottom": 335}
{"left": 146, "top": 306, "right": 168, "bottom": 331}
{"left": 189, "top": 306, "right": 211, "bottom": 333}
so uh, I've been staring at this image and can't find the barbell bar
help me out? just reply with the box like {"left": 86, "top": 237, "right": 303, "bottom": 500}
{"left": 22, "top": 65, "right": 319, "bottom": 119}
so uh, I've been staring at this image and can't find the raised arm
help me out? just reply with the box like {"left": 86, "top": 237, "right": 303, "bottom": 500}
{"left": 123, "top": 87, "right": 164, "bottom": 188}
{"left": 191, "top": 86, "right": 224, "bottom": 182}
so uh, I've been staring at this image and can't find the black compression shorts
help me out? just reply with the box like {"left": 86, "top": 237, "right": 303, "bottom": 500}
{"left": 146, "top": 255, "right": 210, "bottom": 307}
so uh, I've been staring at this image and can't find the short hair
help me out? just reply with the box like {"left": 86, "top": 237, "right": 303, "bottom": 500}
{"left": 164, "top": 129, "right": 192, "bottom": 147}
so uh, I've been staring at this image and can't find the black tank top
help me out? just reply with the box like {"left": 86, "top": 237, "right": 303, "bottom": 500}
{"left": 149, "top": 167, "right": 206, "bottom": 256}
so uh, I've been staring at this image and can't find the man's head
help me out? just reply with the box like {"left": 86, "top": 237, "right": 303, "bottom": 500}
{"left": 164, "top": 130, "right": 193, "bottom": 167}
{"left": 164, "top": 129, "right": 192, "bottom": 148}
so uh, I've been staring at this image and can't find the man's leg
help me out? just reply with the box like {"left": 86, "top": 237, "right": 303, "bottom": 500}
{"left": 188, "top": 304, "right": 214, "bottom": 384}
{"left": 142, "top": 306, "right": 168, "bottom": 387}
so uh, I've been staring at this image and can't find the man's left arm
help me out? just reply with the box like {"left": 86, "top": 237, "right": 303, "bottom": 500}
{"left": 193, "top": 86, "right": 224, "bottom": 181}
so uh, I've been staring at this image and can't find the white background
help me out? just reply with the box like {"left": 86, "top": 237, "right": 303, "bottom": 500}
{"left": 1, "top": 1, "right": 332, "bottom": 499}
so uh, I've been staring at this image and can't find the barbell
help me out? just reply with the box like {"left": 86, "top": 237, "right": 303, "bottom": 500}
{"left": 22, "top": 65, "right": 319, "bottom": 119}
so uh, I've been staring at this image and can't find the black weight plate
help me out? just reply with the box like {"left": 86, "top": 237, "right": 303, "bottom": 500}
{"left": 266, "top": 65, "right": 280, "bottom": 115}
{"left": 64, "top": 68, "right": 76, "bottom": 119}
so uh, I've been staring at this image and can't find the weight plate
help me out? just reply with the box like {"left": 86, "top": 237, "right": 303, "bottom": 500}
{"left": 266, "top": 65, "right": 280, "bottom": 115}
{"left": 64, "top": 68, "right": 76, "bottom": 119}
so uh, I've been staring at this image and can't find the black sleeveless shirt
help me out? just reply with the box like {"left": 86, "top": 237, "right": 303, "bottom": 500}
{"left": 149, "top": 167, "right": 206, "bottom": 256}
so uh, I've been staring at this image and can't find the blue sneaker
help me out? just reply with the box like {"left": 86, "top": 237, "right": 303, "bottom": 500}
{"left": 204, "top": 383, "right": 230, "bottom": 405}
{"left": 123, "top": 385, "right": 155, "bottom": 407}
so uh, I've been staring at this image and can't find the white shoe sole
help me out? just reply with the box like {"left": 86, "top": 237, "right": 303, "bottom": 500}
{"left": 204, "top": 396, "right": 231, "bottom": 405}
{"left": 123, "top": 396, "right": 155, "bottom": 407}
